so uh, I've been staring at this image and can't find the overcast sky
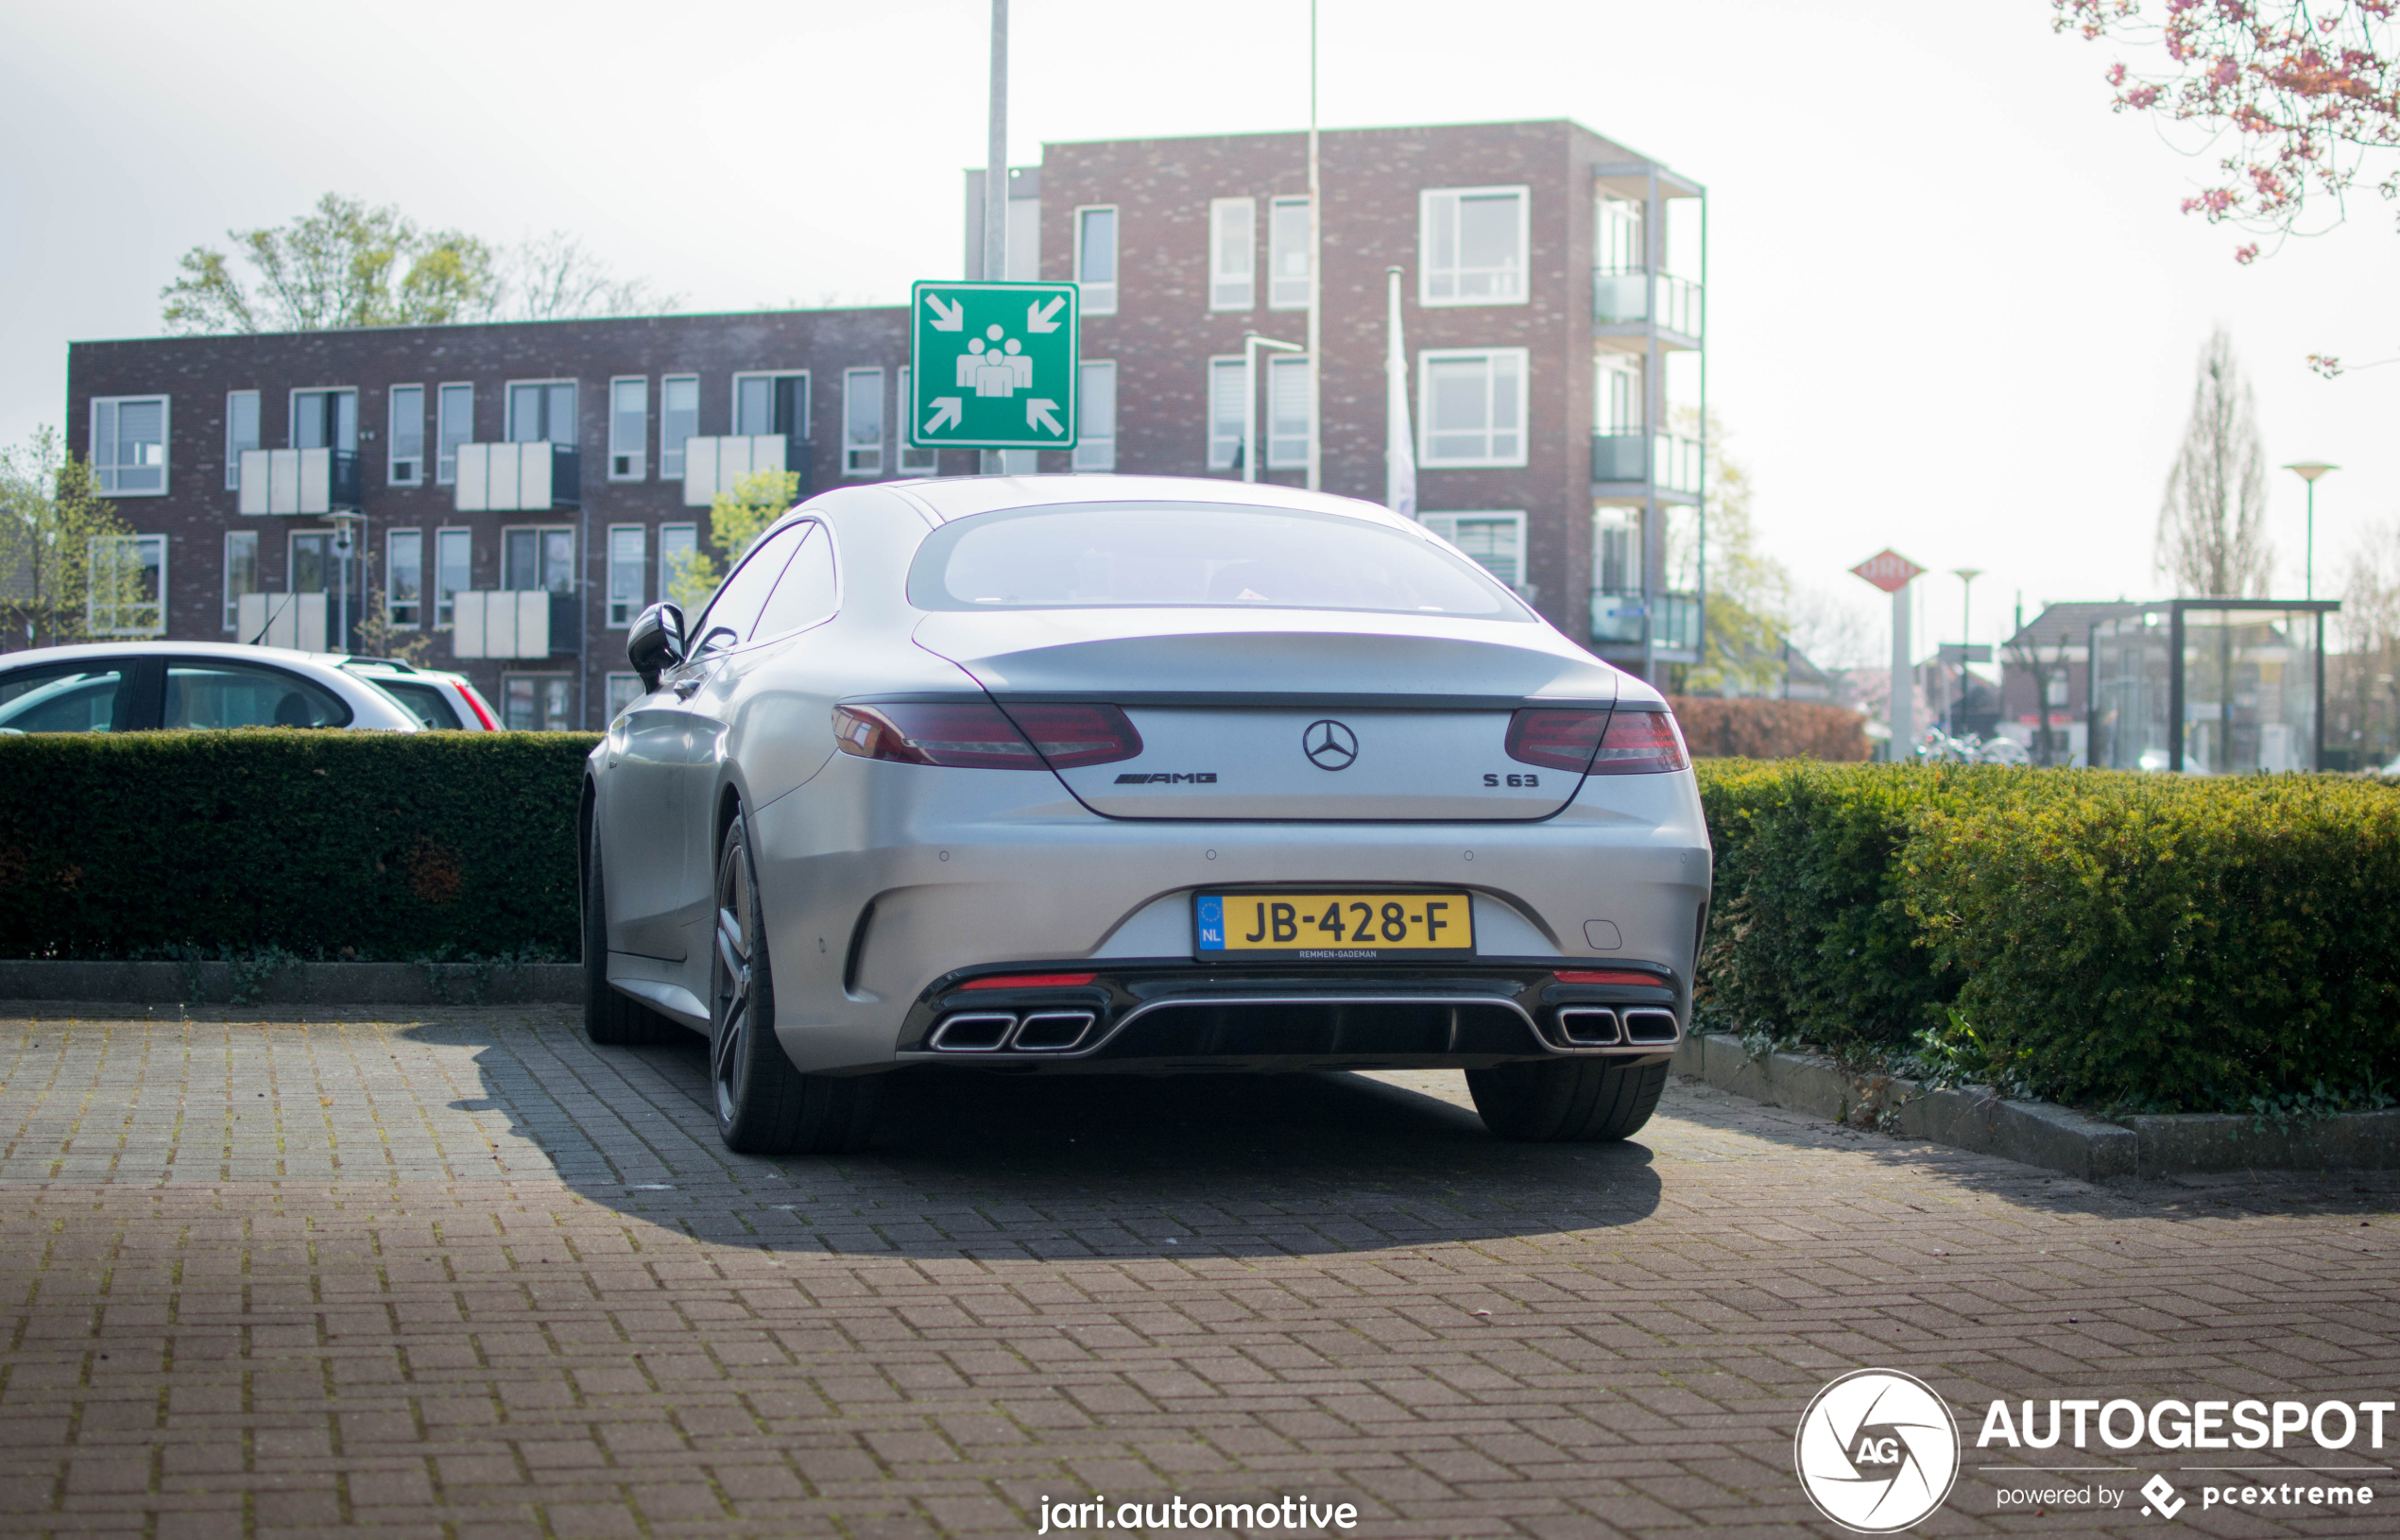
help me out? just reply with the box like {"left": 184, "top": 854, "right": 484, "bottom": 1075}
{"left": 6, "top": 0, "right": 2394, "bottom": 663}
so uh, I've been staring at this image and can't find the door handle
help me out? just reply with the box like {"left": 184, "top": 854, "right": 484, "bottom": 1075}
{"left": 673, "top": 679, "right": 701, "bottom": 701}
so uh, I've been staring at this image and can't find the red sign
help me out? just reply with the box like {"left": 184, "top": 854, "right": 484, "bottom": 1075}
{"left": 1850, "top": 549, "right": 1926, "bottom": 593}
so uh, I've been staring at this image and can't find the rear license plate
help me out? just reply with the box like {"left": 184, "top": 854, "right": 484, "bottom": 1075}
{"left": 1194, "top": 892, "right": 1476, "bottom": 961}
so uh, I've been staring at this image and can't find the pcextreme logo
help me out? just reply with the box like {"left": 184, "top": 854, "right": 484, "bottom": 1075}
{"left": 1793, "top": 1369, "right": 1963, "bottom": 1533}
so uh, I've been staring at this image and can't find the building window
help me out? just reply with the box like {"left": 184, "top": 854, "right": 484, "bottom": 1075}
{"left": 387, "top": 529, "right": 422, "bottom": 627}
{"left": 844, "top": 368, "right": 883, "bottom": 475}
{"left": 91, "top": 396, "right": 168, "bottom": 496}
{"left": 1420, "top": 186, "right": 1530, "bottom": 306}
{"left": 607, "top": 525, "right": 644, "bottom": 627}
{"left": 1268, "top": 197, "right": 1311, "bottom": 310}
{"left": 606, "top": 672, "right": 643, "bottom": 720}
{"left": 292, "top": 388, "right": 358, "bottom": 452}
{"left": 1075, "top": 206, "right": 1118, "bottom": 314}
{"left": 734, "top": 372, "right": 807, "bottom": 441}
{"left": 896, "top": 368, "right": 938, "bottom": 473}
{"left": 388, "top": 385, "right": 424, "bottom": 486}
{"left": 1419, "top": 349, "right": 1528, "bottom": 467}
{"left": 660, "top": 522, "right": 697, "bottom": 603}
{"left": 1420, "top": 511, "right": 1527, "bottom": 590}
{"left": 1074, "top": 361, "right": 1117, "bottom": 471}
{"left": 609, "top": 377, "right": 647, "bottom": 480}
{"left": 224, "top": 530, "right": 258, "bottom": 631}
{"left": 1595, "top": 353, "right": 1643, "bottom": 435}
{"left": 288, "top": 530, "right": 361, "bottom": 604}
{"left": 1209, "top": 197, "right": 1255, "bottom": 311}
{"left": 1267, "top": 354, "right": 1311, "bottom": 469}
{"left": 506, "top": 381, "right": 577, "bottom": 444}
{"left": 435, "top": 528, "right": 471, "bottom": 627}
{"left": 89, "top": 535, "right": 166, "bottom": 635}
{"left": 225, "top": 390, "right": 259, "bottom": 490}
{"left": 437, "top": 384, "right": 472, "bottom": 485}
{"left": 660, "top": 375, "right": 698, "bottom": 479}
{"left": 1207, "top": 357, "right": 1245, "bottom": 470}
{"left": 1593, "top": 508, "right": 1638, "bottom": 594}
{"left": 504, "top": 527, "right": 574, "bottom": 592}
{"left": 502, "top": 675, "right": 574, "bottom": 730}
{"left": 1597, "top": 193, "right": 1645, "bottom": 273}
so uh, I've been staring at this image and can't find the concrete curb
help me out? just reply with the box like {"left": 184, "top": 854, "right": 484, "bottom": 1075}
{"left": 1671, "top": 1032, "right": 2400, "bottom": 1179}
{"left": 0, "top": 960, "right": 582, "bottom": 1007}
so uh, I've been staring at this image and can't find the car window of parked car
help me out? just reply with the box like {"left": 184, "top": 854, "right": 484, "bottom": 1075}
{"left": 749, "top": 523, "right": 837, "bottom": 642}
{"left": 163, "top": 662, "right": 351, "bottom": 729}
{"left": 0, "top": 664, "right": 129, "bottom": 733}
{"left": 367, "top": 678, "right": 463, "bottom": 729}
{"left": 694, "top": 522, "right": 808, "bottom": 654}
{"left": 909, "top": 502, "right": 1527, "bottom": 620}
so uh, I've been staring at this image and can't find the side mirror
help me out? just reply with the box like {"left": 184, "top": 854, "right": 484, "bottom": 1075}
{"left": 627, "top": 603, "right": 686, "bottom": 692}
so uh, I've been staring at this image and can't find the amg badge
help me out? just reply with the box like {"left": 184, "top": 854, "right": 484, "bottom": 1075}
{"left": 1113, "top": 771, "right": 1219, "bottom": 784}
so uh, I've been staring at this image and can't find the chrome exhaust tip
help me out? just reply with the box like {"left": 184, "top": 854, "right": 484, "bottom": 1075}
{"left": 1554, "top": 1006, "right": 1623, "bottom": 1047}
{"left": 1621, "top": 1008, "right": 1679, "bottom": 1046}
{"left": 929, "top": 1012, "right": 1017, "bottom": 1051}
{"left": 1011, "top": 1011, "right": 1097, "bottom": 1052}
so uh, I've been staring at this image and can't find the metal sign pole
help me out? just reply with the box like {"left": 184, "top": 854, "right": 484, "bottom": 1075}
{"left": 983, "top": 0, "right": 1008, "bottom": 476}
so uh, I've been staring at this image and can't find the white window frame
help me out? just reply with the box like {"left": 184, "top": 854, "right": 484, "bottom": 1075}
{"left": 606, "top": 523, "right": 645, "bottom": 628}
{"left": 896, "top": 368, "right": 938, "bottom": 473}
{"left": 660, "top": 522, "right": 698, "bottom": 604}
{"left": 1268, "top": 197, "right": 1311, "bottom": 311}
{"left": 1209, "top": 197, "right": 1256, "bottom": 311}
{"left": 1594, "top": 352, "right": 1643, "bottom": 436}
{"left": 1074, "top": 205, "right": 1119, "bottom": 315}
{"left": 386, "top": 528, "right": 423, "bottom": 629}
{"left": 434, "top": 527, "right": 472, "bottom": 628}
{"left": 436, "top": 383, "right": 473, "bottom": 485}
{"left": 1266, "top": 353, "right": 1311, "bottom": 470}
{"left": 608, "top": 376, "right": 647, "bottom": 481}
{"left": 1073, "top": 360, "right": 1117, "bottom": 472}
{"left": 501, "top": 524, "right": 576, "bottom": 593}
{"left": 89, "top": 395, "right": 170, "bottom": 497}
{"left": 504, "top": 378, "right": 578, "bottom": 445}
{"left": 287, "top": 386, "right": 358, "bottom": 453}
{"left": 1419, "top": 510, "right": 1528, "bottom": 591}
{"left": 224, "top": 390, "right": 260, "bottom": 491}
{"left": 1418, "top": 348, "right": 1530, "bottom": 468}
{"left": 387, "top": 385, "right": 424, "bottom": 486}
{"left": 843, "top": 368, "right": 883, "bottom": 476}
{"left": 223, "top": 530, "right": 258, "bottom": 631}
{"left": 89, "top": 534, "right": 166, "bottom": 636}
{"left": 660, "top": 374, "right": 699, "bottom": 480}
{"left": 1206, "top": 356, "right": 1245, "bottom": 470}
{"left": 1419, "top": 185, "right": 1532, "bottom": 307}
{"left": 731, "top": 370, "right": 810, "bottom": 440}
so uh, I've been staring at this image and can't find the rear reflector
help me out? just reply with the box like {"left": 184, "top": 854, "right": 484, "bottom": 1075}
{"left": 1586, "top": 710, "right": 1689, "bottom": 775}
{"left": 833, "top": 702, "right": 1141, "bottom": 770}
{"left": 1555, "top": 970, "right": 1669, "bottom": 986}
{"left": 1505, "top": 709, "right": 1610, "bottom": 772}
{"left": 962, "top": 972, "right": 1099, "bottom": 990}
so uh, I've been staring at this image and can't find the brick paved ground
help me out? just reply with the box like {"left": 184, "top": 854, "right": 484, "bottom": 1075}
{"left": 1, "top": 1006, "right": 2396, "bottom": 1538}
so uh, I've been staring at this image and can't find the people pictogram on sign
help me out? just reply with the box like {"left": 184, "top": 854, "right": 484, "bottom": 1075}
{"left": 958, "top": 324, "right": 1034, "bottom": 398}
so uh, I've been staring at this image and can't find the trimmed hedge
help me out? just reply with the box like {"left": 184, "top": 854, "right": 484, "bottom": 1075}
{"left": 1668, "top": 696, "right": 1871, "bottom": 761}
{"left": 1696, "top": 761, "right": 2400, "bottom": 1112}
{"left": 0, "top": 731, "right": 597, "bottom": 960}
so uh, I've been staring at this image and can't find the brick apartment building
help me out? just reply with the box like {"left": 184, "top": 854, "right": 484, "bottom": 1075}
{"left": 62, "top": 118, "right": 1705, "bottom": 727}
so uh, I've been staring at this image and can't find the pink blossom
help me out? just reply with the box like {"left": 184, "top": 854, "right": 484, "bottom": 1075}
{"left": 2234, "top": 242, "right": 2260, "bottom": 262}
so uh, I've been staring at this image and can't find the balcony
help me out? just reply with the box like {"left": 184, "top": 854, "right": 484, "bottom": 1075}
{"left": 236, "top": 449, "right": 362, "bottom": 516}
{"left": 681, "top": 435, "right": 791, "bottom": 507}
{"left": 1592, "top": 431, "right": 1705, "bottom": 495}
{"left": 454, "top": 442, "right": 580, "bottom": 512}
{"left": 448, "top": 590, "right": 580, "bottom": 660}
{"left": 1593, "top": 267, "right": 1703, "bottom": 340}
{"left": 1589, "top": 590, "right": 1703, "bottom": 653}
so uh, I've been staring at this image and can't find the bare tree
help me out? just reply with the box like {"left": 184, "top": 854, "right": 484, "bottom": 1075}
{"left": 2157, "top": 328, "right": 2273, "bottom": 597}
{"left": 500, "top": 232, "right": 679, "bottom": 322}
{"left": 2003, "top": 628, "right": 2074, "bottom": 766}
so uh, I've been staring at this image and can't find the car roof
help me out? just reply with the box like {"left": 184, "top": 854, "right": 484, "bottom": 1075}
{"left": 0, "top": 640, "right": 356, "bottom": 667}
{"left": 882, "top": 473, "right": 1425, "bottom": 530}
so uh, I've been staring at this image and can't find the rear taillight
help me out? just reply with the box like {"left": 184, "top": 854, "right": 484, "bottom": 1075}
{"left": 1587, "top": 710, "right": 1689, "bottom": 775}
{"left": 832, "top": 702, "right": 1141, "bottom": 770}
{"left": 458, "top": 685, "right": 498, "bottom": 731}
{"left": 1505, "top": 709, "right": 1610, "bottom": 772}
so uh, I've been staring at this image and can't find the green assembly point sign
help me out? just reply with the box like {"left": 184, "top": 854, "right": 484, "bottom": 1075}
{"left": 909, "top": 280, "right": 1079, "bottom": 451}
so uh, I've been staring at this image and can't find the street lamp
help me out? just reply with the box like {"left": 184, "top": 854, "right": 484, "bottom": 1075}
{"left": 1951, "top": 567, "right": 1982, "bottom": 734}
{"left": 2284, "top": 461, "right": 2338, "bottom": 599}
{"left": 1241, "top": 332, "right": 1303, "bottom": 484}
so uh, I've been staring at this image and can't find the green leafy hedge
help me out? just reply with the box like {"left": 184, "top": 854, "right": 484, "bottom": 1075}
{"left": 1695, "top": 761, "right": 2400, "bottom": 1112}
{"left": 0, "top": 731, "right": 598, "bottom": 961}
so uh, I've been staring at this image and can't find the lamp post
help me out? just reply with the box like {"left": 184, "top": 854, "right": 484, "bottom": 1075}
{"left": 1241, "top": 332, "right": 1303, "bottom": 483}
{"left": 2284, "top": 461, "right": 2338, "bottom": 599}
{"left": 1951, "top": 567, "right": 1982, "bottom": 734}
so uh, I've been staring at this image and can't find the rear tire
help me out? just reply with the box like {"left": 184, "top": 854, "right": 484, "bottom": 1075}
{"left": 710, "top": 810, "right": 883, "bottom": 1155}
{"left": 1466, "top": 1057, "right": 1669, "bottom": 1142}
{"left": 583, "top": 821, "right": 683, "bottom": 1046}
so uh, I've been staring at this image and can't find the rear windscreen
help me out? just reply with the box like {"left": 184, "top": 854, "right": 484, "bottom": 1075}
{"left": 908, "top": 502, "right": 1527, "bottom": 620}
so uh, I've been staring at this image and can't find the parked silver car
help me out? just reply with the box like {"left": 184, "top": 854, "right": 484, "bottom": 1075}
{"left": 0, "top": 642, "right": 421, "bottom": 733}
{"left": 582, "top": 476, "right": 1711, "bottom": 1154}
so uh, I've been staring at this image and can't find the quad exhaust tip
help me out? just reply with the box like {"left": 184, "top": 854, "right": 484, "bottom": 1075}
{"left": 929, "top": 1010, "right": 1097, "bottom": 1053}
{"left": 1552, "top": 1005, "right": 1679, "bottom": 1050}
{"left": 1622, "top": 1008, "right": 1679, "bottom": 1045}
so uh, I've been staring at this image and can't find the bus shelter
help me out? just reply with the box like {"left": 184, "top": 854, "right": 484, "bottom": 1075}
{"left": 2088, "top": 600, "right": 2339, "bottom": 774}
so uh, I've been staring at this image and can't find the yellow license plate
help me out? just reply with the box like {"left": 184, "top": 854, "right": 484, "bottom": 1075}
{"left": 1194, "top": 892, "right": 1476, "bottom": 959}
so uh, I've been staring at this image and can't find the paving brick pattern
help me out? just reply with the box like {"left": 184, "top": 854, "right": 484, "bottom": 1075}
{"left": 2, "top": 1006, "right": 2396, "bottom": 1537}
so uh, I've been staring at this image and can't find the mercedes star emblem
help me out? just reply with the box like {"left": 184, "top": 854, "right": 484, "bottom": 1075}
{"left": 1302, "top": 719, "right": 1359, "bottom": 771}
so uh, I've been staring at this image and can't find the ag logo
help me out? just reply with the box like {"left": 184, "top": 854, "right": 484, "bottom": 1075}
{"left": 1302, "top": 719, "right": 1358, "bottom": 771}
{"left": 1793, "top": 1368, "right": 1961, "bottom": 1532}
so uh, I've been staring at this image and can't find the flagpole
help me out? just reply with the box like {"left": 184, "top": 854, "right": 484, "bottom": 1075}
{"left": 1305, "top": 0, "right": 1321, "bottom": 493}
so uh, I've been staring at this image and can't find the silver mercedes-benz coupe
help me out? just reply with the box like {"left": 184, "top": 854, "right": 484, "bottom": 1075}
{"left": 581, "top": 475, "right": 1710, "bottom": 1155}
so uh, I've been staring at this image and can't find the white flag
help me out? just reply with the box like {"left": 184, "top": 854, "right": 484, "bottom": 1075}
{"left": 1385, "top": 267, "right": 1416, "bottom": 522}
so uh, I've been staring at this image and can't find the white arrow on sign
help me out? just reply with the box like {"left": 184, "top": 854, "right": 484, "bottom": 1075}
{"left": 1026, "top": 398, "right": 1062, "bottom": 436}
{"left": 1026, "top": 296, "right": 1065, "bottom": 333}
{"left": 926, "top": 295, "right": 965, "bottom": 331}
{"left": 925, "top": 397, "right": 964, "bottom": 434}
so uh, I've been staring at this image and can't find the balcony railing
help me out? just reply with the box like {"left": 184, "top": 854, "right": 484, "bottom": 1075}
{"left": 236, "top": 449, "right": 362, "bottom": 516}
{"left": 454, "top": 443, "right": 580, "bottom": 512}
{"left": 682, "top": 435, "right": 796, "bottom": 507}
{"left": 1593, "top": 267, "right": 1704, "bottom": 338}
{"left": 1592, "top": 431, "right": 1705, "bottom": 495}
{"left": 1589, "top": 590, "right": 1704, "bottom": 652}
{"left": 448, "top": 590, "right": 580, "bottom": 660}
